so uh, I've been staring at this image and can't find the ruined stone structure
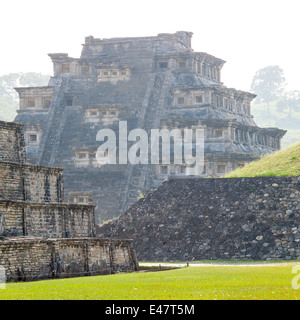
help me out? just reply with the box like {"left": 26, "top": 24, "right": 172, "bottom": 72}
{"left": 98, "top": 176, "right": 300, "bottom": 261}
{"left": 14, "top": 32, "right": 286, "bottom": 222}
{"left": 0, "top": 120, "right": 138, "bottom": 281}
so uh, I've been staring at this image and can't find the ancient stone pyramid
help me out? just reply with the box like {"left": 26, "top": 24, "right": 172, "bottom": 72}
{"left": 14, "top": 31, "right": 286, "bottom": 223}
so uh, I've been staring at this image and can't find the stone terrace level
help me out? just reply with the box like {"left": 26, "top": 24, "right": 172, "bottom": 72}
{"left": 0, "top": 120, "right": 138, "bottom": 280}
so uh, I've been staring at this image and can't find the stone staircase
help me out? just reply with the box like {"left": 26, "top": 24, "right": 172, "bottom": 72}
{"left": 117, "top": 70, "right": 173, "bottom": 213}
{"left": 38, "top": 79, "right": 67, "bottom": 166}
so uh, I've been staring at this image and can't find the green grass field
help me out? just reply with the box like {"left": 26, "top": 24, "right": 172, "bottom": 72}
{"left": 1, "top": 262, "right": 300, "bottom": 300}
{"left": 224, "top": 141, "right": 300, "bottom": 177}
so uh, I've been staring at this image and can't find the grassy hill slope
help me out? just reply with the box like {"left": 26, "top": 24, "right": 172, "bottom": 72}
{"left": 225, "top": 142, "right": 300, "bottom": 177}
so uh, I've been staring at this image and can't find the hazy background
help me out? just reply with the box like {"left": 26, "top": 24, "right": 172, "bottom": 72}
{"left": 0, "top": 0, "right": 299, "bottom": 148}
{"left": 0, "top": 0, "right": 299, "bottom": 91}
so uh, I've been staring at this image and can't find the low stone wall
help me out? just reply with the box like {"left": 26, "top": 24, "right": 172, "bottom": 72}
{"left": 0, "top": 200, "right": 95, "bottom": 238}
{"left": 0, "top": 161, "right": 64, "bottom": 203}
{"left": 0, "top": 237, "right": 138, "bottom": 281}
{"left": 97, "top": 176, "right": 300, "bottom": 261}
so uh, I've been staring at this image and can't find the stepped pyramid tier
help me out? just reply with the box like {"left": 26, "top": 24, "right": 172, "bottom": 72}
{"left": 14, "top": 31, "right": 286, "bottom": 222}
{"left": 0, "top": 120, "right": 138, "bottom": 281}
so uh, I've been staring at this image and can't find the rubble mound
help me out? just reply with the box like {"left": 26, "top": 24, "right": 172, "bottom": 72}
{"left": 97, "top": 176, "right": 300, "bottom": 261}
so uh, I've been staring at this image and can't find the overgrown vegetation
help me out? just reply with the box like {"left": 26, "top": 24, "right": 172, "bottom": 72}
{"left": 0, "top": 263, "right": 299, "bottom": 300}
{"left": 225, "top": 141, "right": 300, "bottom": 177}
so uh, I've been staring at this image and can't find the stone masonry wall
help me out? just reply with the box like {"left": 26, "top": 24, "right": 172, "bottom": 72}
{"left": 0, "top": 162, "right": 63, "bottom": 203}
{"left": 0, "top": 121, "right": 26, "bottom": 164}
{"left": 23, "top": 165, "right": 64, "bottom": 203}
{"left": 0, "top": 162, "right": 24, "bottom": 201}
{"left": 0, "top": 202, "right": 24, "bottom": 237}
{"left": 0, "top": 237, "right": 137, "bottom": 281}
{"left": 98, "top": 176, "right": 300, "bottom": 261}
{"left": 0, "top": 200, "right": 95, "bottom": 238}
{"left": 0, "top": 119, "right": 139, "bottom": 281}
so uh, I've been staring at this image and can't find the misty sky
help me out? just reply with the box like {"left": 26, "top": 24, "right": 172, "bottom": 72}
{"left": 1, "top": 0, "right": 299, "bottom": 92}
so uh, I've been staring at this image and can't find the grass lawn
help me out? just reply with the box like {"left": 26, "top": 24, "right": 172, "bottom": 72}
{"left": 0, "top": 262, "right": 300, "bottom": 300}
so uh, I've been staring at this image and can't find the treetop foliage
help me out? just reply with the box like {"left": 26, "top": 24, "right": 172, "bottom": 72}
{"left": 276, "top": 90, "right": 300, "bottom": 117}
{"left": 0, "top": 72, "right": 50, "bottom": 121}
{"left": 250, "top": 65, "right": 286, "bottom": 105}
{"left": 0, "top": 72, "right": 50, "bottom": 97}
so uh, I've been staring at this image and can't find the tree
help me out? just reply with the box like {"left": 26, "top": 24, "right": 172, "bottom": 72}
{"left": 0, "top": 73, "right": 21, "bottom": 97}
{"left": 0, "top": 96, "right": 18, "bottom": 121}
{"left": 19, "top": 72, "right": 50, "bottom": 88}
{"left": 0, "top": 72, "right": 50, "bottom": 122}
{"left": 250, "top": 65, "right": 286, "bottom": 112}
{"left": 276, "top": 90, "right": 300, "bottom": 118}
